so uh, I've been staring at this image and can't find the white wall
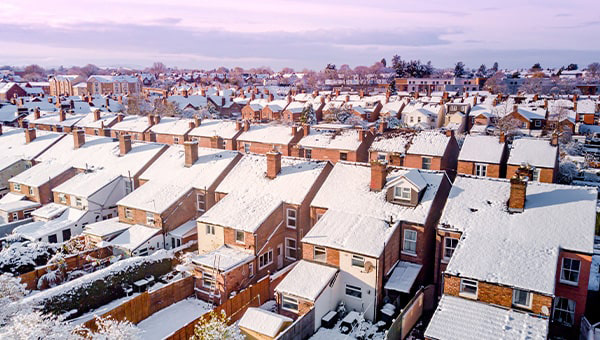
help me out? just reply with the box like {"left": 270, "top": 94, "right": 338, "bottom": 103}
{"left": 337, "top": 250, "right": 379, "bottom": 321}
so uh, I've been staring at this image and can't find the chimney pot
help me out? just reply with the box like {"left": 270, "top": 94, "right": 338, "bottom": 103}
{"left": 73, "top": 129, "right": 85, "bottom": 149}
{"left": 184, "top": 141, "right": 199, "bottom": 167}
{"left": 370, "top": 161, "right": 387, "bottom": 191}
{"left": 119, "top": 134, "right": 132, "bottom": 156}
{"left": 266, "top": 150, "right": 282, "bottom": 179}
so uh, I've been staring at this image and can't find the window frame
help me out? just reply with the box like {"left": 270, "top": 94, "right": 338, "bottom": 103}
{"left": 244, "top": 143, "right": 250, "bottom": 153}
{"left": 421, "top": 157, "right": 432, "bottom": 170}
{"left": 339, "top": 152, "right": 348, "bottom": 161}
{"left": 314, "top": 246, "right": 327, "bottom": 262}
{"left": 443, "top": 237, "right": 459, "bottom": 260}
{"left": 28, "top": 187, "right": 34, "bottom": 195}
{"left": 553, "top": 297, "right": 576, "bottom": 326}
{"left": 13, "top": 183, "right": 21, "bottom": 191}
{"left": 281, "top": 295, "right": 299, "bottom": 312}
{"left": 286, "top": 208, "right": 297, "bottom": 229}
{"left": 403, "top": 229, "right": 417, "bottom": 255}
{"left": 235, "top": 230, "right": 245, "bottom": 244}
{"left": 125, "top": 207, "right": 133, "bottom": 219}
{"left": 258, "top": 249, "right": 273, "bottom": 269}
{"left": 205, "top": 224, "right": 215, "bottom": 235}
{"left": 202, "top": 271, "right": 216, "bottom": 289}
{"left": 285, "top": 238, "right": 297, "bottom": 260}
{"left": 512, "top": 289, "right": 532, "bottom": 309}
{"left": 475, "top": 163, "right": 487, "bottom": 177}
{"left": 351, "top": 255, "right": 365, "bottom": 268}
{"left": 197, "top": 192, "right": 206, "bottom": 212}
{"left": 305, "top": 148, "right": 312, "bottom": 159}
{"left": 173, "top": 137, "right": 180, "bottom": 144}
{"left": 248, "top": 262, "right": 254, "bottom": 277}
{"left": 345, "top": 284, "right": 362, "bottom": 299}
{"left": 146, "top": 212, "right": 155, "bottom": 226}
{"left": 394, "top": 186, "right": 411, "bottom": 201}
{"left": 459, "top": 278, "right": 478, "bottom": 298}
{"left": 559, "top": 258, "right": 580, "bottom": 286}
{"left": 74, "top": 197, "right": 83, "bottom": 208}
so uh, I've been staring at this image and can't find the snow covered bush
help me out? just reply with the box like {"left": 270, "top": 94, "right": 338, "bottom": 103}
{"left": 191, "top": 310, "right": 243, "bottom": 340}
{"left": 86, "top": 316, "right": 142, "bottom": 340}
{"left": 0, "top": 241, "right": 58, "bottom": 275}
{"left": 558, "top": 160, "right": 579, "bottom": 184}
{"left": 0, "top": 274, "right": 30, "bottom": 326}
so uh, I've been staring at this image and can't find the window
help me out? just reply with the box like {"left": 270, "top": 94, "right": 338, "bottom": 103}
{"left": 23, "top": 209, "right": 35, "bottom": 218}
{"left": 512, "top": 289, "right": 532, "bottom": 308}
{"left": 305, "top": 149, "right": 312, "bottom": 159}
{"left": 345, "top": 284, "right": 362, "bottom": 299}
{"left": 377, "top": 153, "right": 387, "bottom": 161}
{"left": 421, "top": 157, "right": 432, "bottom": 170}
{"left": 394, "top": 186, "right": 411, "bottom": 200}
{"left": 459, "top": 278, "right": 478, "bottom": 298}
{"left": 62, "top": 229, "right": 71, "bottom": 242}
{"left": 248, "top": 263, "right": 254, "bottom": 277}
{"left": 146, "top": 212, "right": 155, "bottom": 226}
{"left": 197, "top": 193, "right": 206, "bottom": 212}
{"left": 403, "top": 230, "right": 417, "bottom": 255}
{"left": 173, "top": 137, "right": 179, "bottom": 144}
{"left": 475, "top": 163, "right": 487, "bottom": 177}
{"left": 316, "top": 213, "right": 324, "bottom": 222}
{"left": 202, "top": 271, "right": 216, "bottom": 289}
{"left": 220, "top": 139, "right": 227, "bottom": 149}
{"left": 351, "top": 255, "right": 365, "bottom": 268}
{"left": 314, "top": 246, "right": 326, "bottom": 262}
{"left": 13, "top": 183, "right": 21, "bottom": 191}
{"left": 28, "top": 187, "right": 34, "bottom": 195}
{"left": 235, "top": 230, "right": 245, "bottom": 243}
{"left": 125, "top": 181, "right": 133, "bottom": 194}
{"left": 553, "top": 297, "right": 575, "bottom": 326}
{"left": 560, "top": 258, "right": 580, "bottom": 285}
{"left": 48, "top": 234, "right": 58, "bottom": 243}
{"left": 11, "top": 212, "right": 18, "bottom": 220}
{"left": 282, "top": 295, "right": 299, "bottom": 312}
{"left": 244, "top": 143, "right": 250, "bottom": 153}
{"left": 285, "top": 238, "right": 297, "bottom": 260}
{"left": 74, "top": 197, "right": 83, "bottom": 208}
{"left": 125, "top": 208, "right": 133, "bottom": 219}
{"left": 259, "top": 250, "right": 273, "bottom": 269}
{"left": 532, "top": 168, "right": 541, "bottom": 182}
{"left": 443, "top": 237, "right": 459, "bottom": 260}
{"left": 206, "top": 225, "right": 215, "bottom": 235}
{"left": 534, "top": 120, "right": 541, "bottom": 127}
{"left": 340, "top": 152, "right": 348, "bottom": 161}
{"left": 286, "top": 208, "right": 297, "bottom": 228}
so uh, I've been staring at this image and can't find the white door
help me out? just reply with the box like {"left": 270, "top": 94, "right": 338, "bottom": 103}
{"left": 277, "top": 244, "right": 283, "bottom": 269}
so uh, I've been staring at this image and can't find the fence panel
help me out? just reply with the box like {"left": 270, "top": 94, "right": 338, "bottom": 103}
{"left": 275, "top": 308, "right": 315, "bottom": 340}
{"left": 386, "top": 285, "right": 435, "bottom": 340}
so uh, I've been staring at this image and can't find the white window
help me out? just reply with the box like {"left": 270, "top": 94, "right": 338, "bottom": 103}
{"left": 475, "top": 163, "right": 487, "bottom": 177}
{"left": 314, "top": 246, "right": 326, "bottom": 262}
{"left": 205, "top": 224, "right": 215, "bottom": 235}
{"left": 28, "top": 187, "right": 34, "bottom": 195}
{"left": 58, "top": 193, "right": 67, "bottom": 204}
{"left": 173, "top": 137, "right": 180, "bottom": 144}
{"left": 74, "top": 197, "right": 83, "bottom": 208}
{"left": 11, "top": 212, "right": 18, "bottom": 220}
{"left": 146, "top": 212, "right": 155, "bottom": 226}
{"left": 259, "top": 250, "right": 273, "bottom": 269}
{"left": 422, "top": 157, "right": 432, "bottom": 170}
{"left": 220, "top": 139, "right": 227, "bottom": 149}
{"left": 459, "top": 278, "right": 478, "bottom": 298}
{"left": 235, "top": 230, "right": 245, "bottom": 244}
{"left": 403, "top": 230, "right": 417, "bottom": 255}
{"left": 394, "top": 186, "right": 411, "bottom": 200}
{"left": 202, "top": 271, "right": 216, "bottom": 289}
{"left": 351, "top": 255, "right": 365, "bottom": 268}
{"left": 248, "top": 263, "right": 254, "bottom": 277}
{"left": 534, "top": 120, "right": 541, "bottom": 127}
{"left": 125, "top": 208, "right": 133, "bottom": 219}
{"left": 560, "top": 258, "right": 580, "bottom": 285}
{"left": 13, "top": 183, "right": 21, "bottom": 191}
{"left": 305, "top": 149, "right": 312, "bottom": 159}
{"left": 443, "top": 237, "right": 459, "bottom": 260}
{"left": 532, "top": 168, "right": 541, "bottom": 182}
{"left": 244, "top": 143, "right": 250, "bottom": 153}
{"left": 286, "top": 208, "right": 297, "bottom": 229}
{"left": 377, "top": 153, "right": 387, "bottom": 161}
{"left": 345, "top": 284, "right": 362, "bottom": 299}
{"left": 285, "top": 238, "right": 297, "bottom": 260}
{"left": 281, "top": 295, "right": 299, "bottom": 312}
{"left": 512, "top": 289, "right": 532, "bottom": 308}
{"left": 553, "top": 297, "right": 576, "bottom": 326}
{"left": 197, "top": 193, "right": 206, "bottom": 212}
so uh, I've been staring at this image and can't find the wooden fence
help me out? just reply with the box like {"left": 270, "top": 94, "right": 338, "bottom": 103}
{"left": 165, "top": 275, "right": 272, "bottom": 340}
{"left": 83, "top": 275, "right": 195, "bottom": 331}
{"left": 385, "top": 285, "right": 436, "bottom": 340}
{"left": 275, "top": 308, "right": 315, "bottom": 340}
{"left": 19, "top": 246, "right": 113, "bottom": 291}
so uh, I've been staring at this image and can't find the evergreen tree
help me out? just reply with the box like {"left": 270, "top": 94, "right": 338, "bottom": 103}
{"left": 454, "top": 61, "right": 466, "bottom": 78}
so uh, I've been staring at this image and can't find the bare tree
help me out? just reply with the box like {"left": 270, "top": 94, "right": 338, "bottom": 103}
{"left": 484, "top": 72, "right": 507, "bottom": 94}
{"left": 149, "top": 62, "right": 167, "bottom": 74}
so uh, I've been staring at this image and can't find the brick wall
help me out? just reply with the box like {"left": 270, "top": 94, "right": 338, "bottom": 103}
{"left": 554, "top": 250, "right": 592, "bottom": 326}
{"left": 506, "top": 165, "right": 555, "bottom": 183}
{"left": 457, "top": 161, "right": 501, "bottom": 178}
{"left": 403, "top": 155, "right": 443, "bottom": 170}
{"left": 302, "top": 243, "right": 340, "bottom": 267}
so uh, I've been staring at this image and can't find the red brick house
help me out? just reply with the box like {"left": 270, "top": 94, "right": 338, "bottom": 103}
{"left": 457, "top": 134, "right": 508, "bottom": 178}
{"left": 236, "top": 124, "right": 304, "bottom": 156}
{"left": 188, "top": 119, "right": 244, "bottom": 151}
{"left": 294, "top": 125, "right": 374, "bottom": 163}
{"left": 148, "top": 117, "right": 195, "bottom": 145}
{"left": 404, "top": 131, "right": 459, "bottom": 174}
{"left": 109, "top": 115, "right": 153, "bottom": 141}
{"left": 506, "top": 136, "right": 559, "bottom": 183}
{"left": 0, "top": 83, "right": 27, "bottom": 101}
{"left": 368, "top": 131, "right": 414, "bottom": 165}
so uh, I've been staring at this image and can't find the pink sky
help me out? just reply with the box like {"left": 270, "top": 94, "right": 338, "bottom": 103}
{"left": 0, "top": 0, "right": 599, "bottom": 69}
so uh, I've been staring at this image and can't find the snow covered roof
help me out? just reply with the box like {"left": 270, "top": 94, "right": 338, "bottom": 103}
{"left": 168, "top": 220, "right": 197, "bottom": 238}
{"left": 74, "top": 111, "right": 118, "bottom": 129}
{"left": 274, "top": 260, "right": 338, "bottom": 301}
{"left": 458, "top": 135, "right": 505, "bottom": 164}
{"left": 53, "top": 170, "right": 120, "bottom": 198}
{"left": 0, "top": 192, "right": 26, "bottom": 204}
{"left": 149, "top": 117, "right": 193, "bottom": 135}
{"left": 29, "top": 112, "right": 85, "bottom": 127}
{"left": 515, "top": 107, "right": 545, "bottom": 121}
{"left": 303, "top": 209, "right": 399, "bottom": 257}
{"left": 311, "top": 162, "right": 444, "bottom": 225}
{"left": 191, "top": 245, "right": 254, "bottom": 272}
{"left": 110, "top": 115, "right": 151, "bottom": 133}
{"left": 237, "top": 124, "right": 296, "bottom": 145}
{"left": 117, "top": 146, "right": 239, "bottom": 213}
{"left": 369, "top": 132, "right": 413, "bottom": 154}
{"left": 424, "top": 295, "right": 548, "bottom": 340}
{"left": 383, "top": 261, "right": 422, "bottom": 293}
{"left": 82, "top": 218, "right": 129, "bottom": 238}
{"left": 88, "top": 75, "right": 138, "bottom": 83}
{"left": 440, "top": 176, "right": 596, "bottom": 294}
{"left": 239, "top": 308, "right": 292, "bottom": 338}
{"left": 507, "top": 138, "right": 557, "bottom": 168}
{"left": 9, "top": 161, "right": 72, "bottom": 187}
{"left": 15, "top": 207, "right": 86, "bottom": 240}
{"left": 200, "top": 155, "right": 327, "bottom": 232}
{"left": 406, "top": 131, "right": 450, "bottom": 157}
{"left": 0, "top": 200, "right": 40, "bottom": 213}
{"left": 188, "top": 119, "right": 240, "bottom": 139}
{"left": 297, "top": 129, "right": 361, "bottom": 151}
{"left": 109, "top": 224, "right": 161, "bottom": 251}
{"left": 0, "top": 127, "right": 64, "bottom": 165}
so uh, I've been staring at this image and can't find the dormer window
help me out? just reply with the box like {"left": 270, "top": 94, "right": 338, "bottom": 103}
{"left": 394, "top": 186, "right": 411, "bottom": 201}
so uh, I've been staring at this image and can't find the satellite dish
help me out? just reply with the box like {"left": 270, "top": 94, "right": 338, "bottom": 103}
{"left": 364, "top": 261, "right": 374, "bottom": 273}
{"left": 541, "top": 306, "right": 550, "bottom": 316}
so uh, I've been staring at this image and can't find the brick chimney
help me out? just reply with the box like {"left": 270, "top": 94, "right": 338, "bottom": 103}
{"left": 194, "top": 116, "right": 201, "bottom": 127}
{"left": 345, "top": 95, "right": 350, "bottom": 102}
{"left": 184, "top": 141, "right": 199, "bottom": 167}
{"left": 73, "top": 129, "right": 85, "bottom": 149}
{"left": 291, "top": 125, "right": 297, "bottom": 136}
{"left": 118, "top": 96, "right": 123, "bottom": 105}
{"left": 544, "top": 99, "right": 548, "bottom": 110}
{"left": 445, "top": 129, "right": 454, "bottom": 137}
{"left": 499, "top": 132, "right": 505, "bottom": 143}
{"left": 182, "top": 89, "right": 188, "bottom": 98}
{"left": 93, "top": 109, "right": 101, "bottom": 121}
{"left": 210, "top": 135, "right": 222, "bottom": 149}
{"left": 148, "top": 114, "right": 155, "bottom": 126}
{"left": 513, "top": 104, "right": 518, "bottom": 113}
{"left": 302, "top": 124, "right": 310, "bottom": 136}
{"left": 117, "top": 113, "right": 124, "bottom": 122}
{"left": 243, "top": 120, "right": 250, "bottom": 132}
{"left": 105, "top": 97, "right": 110, "bottom": 108}
{"left": 268, "top": 93, "right": 274, "bottom": 102}
{"left": 235, "top": 120, "right": 242, "bottom": 131}
{"left": 0, "top": 124, "right": 3, "bottom": 136}
{"left": 358, "top": 129, "right": 365, "bottom": 142}
{"left": 34, "top": 107, "right": 41, "bottom": 120}
{"left": 59, "top": 109, "right": 66, "bottom": 122}
{"left": 550, "top": 132, "right": 559, "bottom": 146}
{"left": 154, "top": 115, "right": 161, "bottom": 124}
{"left": 379, "top": 120, "right": 387, "bottom": 133}
{"left": 266, "top": 150, "right": 282, "bottom": 179}
{"left": 119, "top": 134, "right": 132, "bottom": 156}
{"left": 24, "top": 128, "right": 36, "bottom": 144}
{"left": 473, "top": 96, "right": 477, "bottom": 106}
{"left": 533, "top": 94, "right": 539, "bottom": 101}
{"left": 370, "top": 161, "right": 387, "bottom": 191}
{"left": 508, "top": 166, "right": 531, "bottom": 213}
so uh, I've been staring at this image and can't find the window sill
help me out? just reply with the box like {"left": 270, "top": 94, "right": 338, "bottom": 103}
{"left": 512, "top": 303, "right": 532, "bottom": 311}
{"left": 559, "top": 280, "right": 579, "bottom": 287}
{"left": 459, "top": 292, "right": 478, "bottom": 300}
{"left": 401, "top": 251, "right": 418, "bottom": 257}
{"left": 281, "top": 306, "right": 299, "bottom": 313}
{"left": 441, "top": 258, "right": 450, "bottom": 264}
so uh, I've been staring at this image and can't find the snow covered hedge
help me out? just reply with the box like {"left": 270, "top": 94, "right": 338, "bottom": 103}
{"left": 0, "top": 241, "right": 58, "bottom": 275}
{"left": 23, "top": 251, "right": 174, "bottom": 317}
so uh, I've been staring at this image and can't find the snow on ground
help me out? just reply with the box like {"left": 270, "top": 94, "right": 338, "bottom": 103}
{"left": 136, "top": 298, "right": 212, "bottom": 340}
{"left": 310, "top": 319, "right": 385, "bottom": 340}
